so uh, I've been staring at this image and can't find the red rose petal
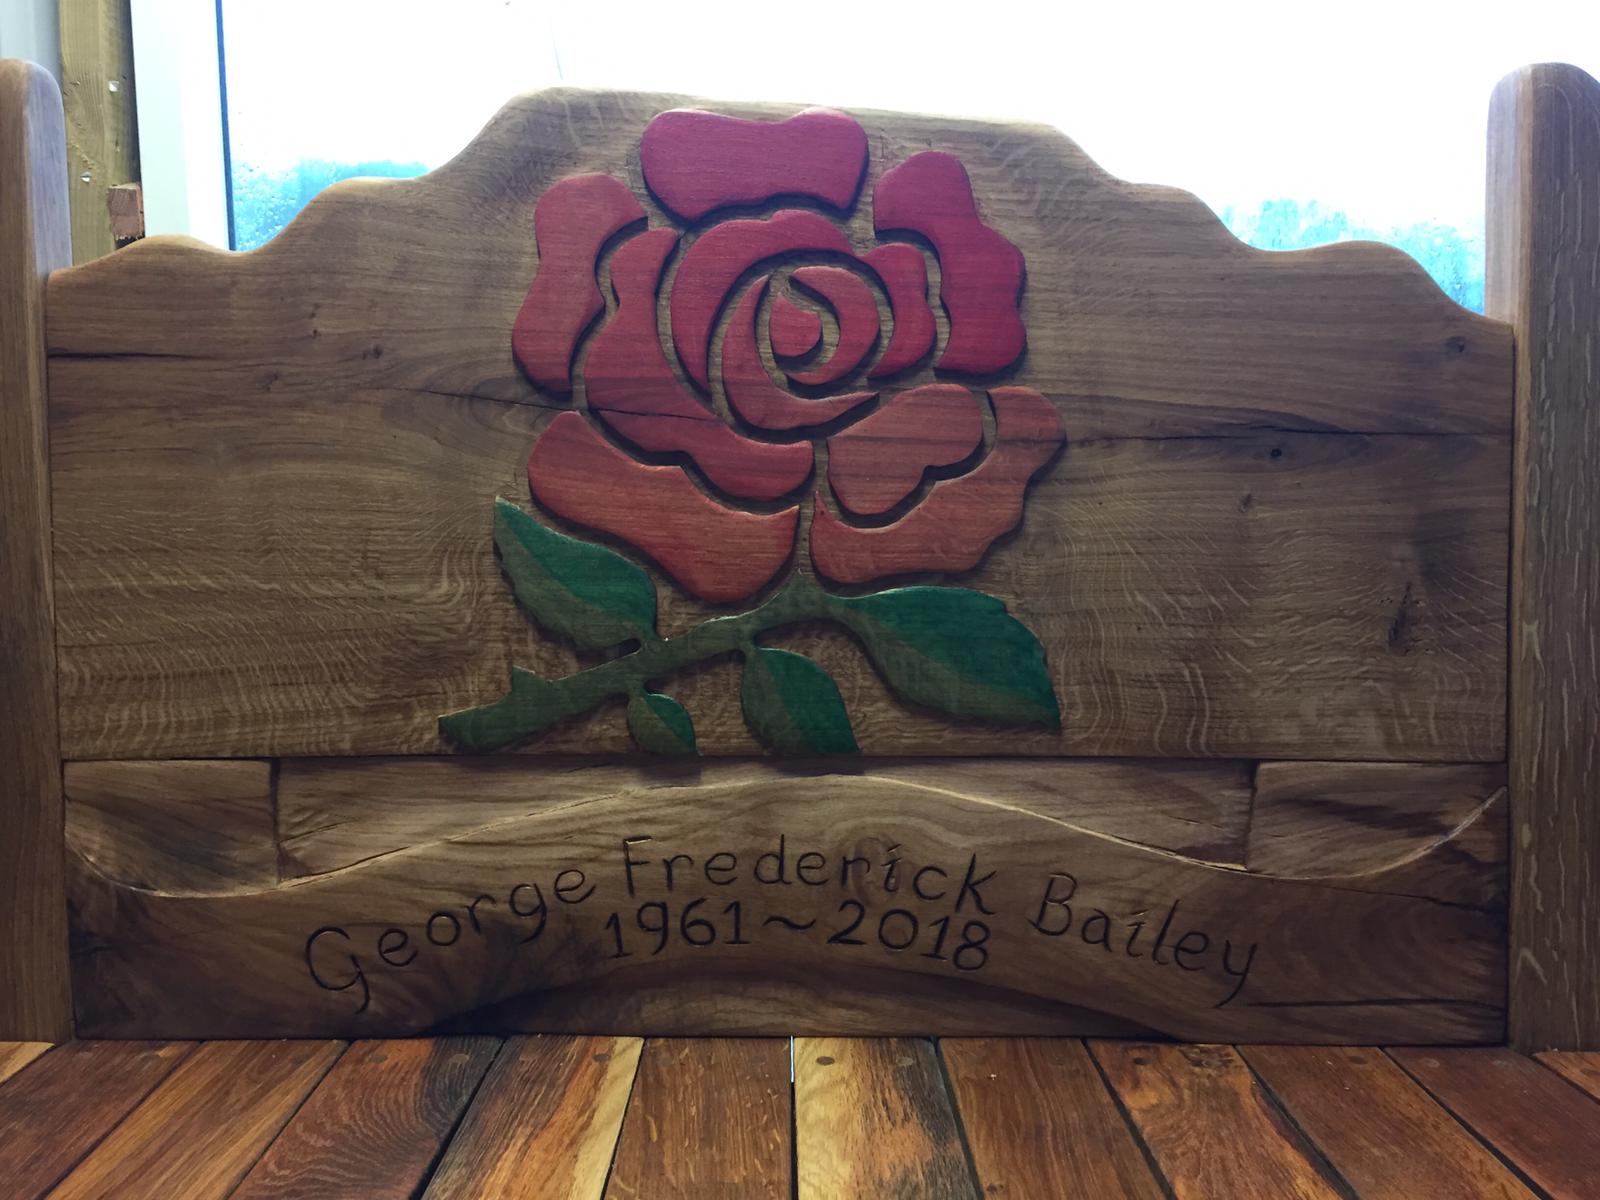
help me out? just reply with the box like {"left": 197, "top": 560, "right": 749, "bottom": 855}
{"left": 863, "top": 243, "right": 937, "bottom": 378}
{"left": 811, "top": 387, "right": 1064, "bottom": 585}
{"left": 722, "top": 280, "right": 875, "bottom": 433}
{"left": 826, "top": 383, "right": 983, "bottom": 516}
{"left": 670, "top": 210, "right": 854, "bottom": 391}
{"left": 512, "top": 174, "right": 645, "bottom": 394}
{"left": 640, "top": 108, "right": 868, "bottom": 222}
{"left": 769, "top": 295, "right": 822, "bottom": 360}
{"left": 586, "top": 229, "right": 814, "bottom": 502}
{"left": 786, "top": 266, "right": 881, "bottom": 387}
{"left": 529, "top": 412, "right": 799, "bottom": 605}
{"left": 873, "top": 152, "right": 1026, "bottom": 376}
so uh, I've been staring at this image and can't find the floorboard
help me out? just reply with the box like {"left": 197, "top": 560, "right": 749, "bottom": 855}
{"left": 6, "top": 1036, "right": 1600, "bottom": 1198}
{"left": 0, "top": 1041, "right": 193, "bottom": 1200}
{"left": 1091, "top": 1041, "right": 1348, "bottom": 1199}
{"left": 230, "top": 1037, "right": 500, "bottom": 1200}
{"left": 942, "top": 1037, "right": 1165, "bottom": 1197}
{"left": 1242, "top": 1044, "right": 1533, "bottom": 1199}
{"left": 1392, "top": 1046, "right": 1600, "bottom": 1200}
{"left": 605, "top": 1037, "right": 791, "bottom": 1199}
{"left": 420, "top": 1035, "right": 640, "bottom": 1200}
{"left": 0, "top": 1039, "right": 51, "bottom": 1084}
{"left": 1536, "top": 1050, "right": 1600, "bottom": 1102}
{"left": 794, "top": 1037, "right": 977, "bottom": 1200}
{"left": 46, "top": 1040, "right": 343, "bottom": 1200}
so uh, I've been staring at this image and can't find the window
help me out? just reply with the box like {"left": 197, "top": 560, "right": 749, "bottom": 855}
{"left": 134, "top": 0, "right": 1600, "bottom": 311}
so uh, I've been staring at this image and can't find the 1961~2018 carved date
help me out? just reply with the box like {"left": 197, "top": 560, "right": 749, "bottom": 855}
{"left": 302, "top": 832, "right": 1259, "bottom": 1016}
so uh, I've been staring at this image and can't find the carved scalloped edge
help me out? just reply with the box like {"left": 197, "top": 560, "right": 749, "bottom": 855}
{"left": 44, "top": 86, "right": 1506, "bottom": 329}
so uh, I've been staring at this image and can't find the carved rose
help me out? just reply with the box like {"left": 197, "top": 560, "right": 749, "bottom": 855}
{"left": 511, "top": 107, "right": 1065, "bottom": 605}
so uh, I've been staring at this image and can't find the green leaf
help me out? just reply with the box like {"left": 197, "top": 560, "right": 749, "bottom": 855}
{"left": 740, "top": 647, "right": 859, "bottom": 754}
{"left": 627, "top": 690, "right": 698, "bottom": 754}
{"left": 493, "top": 496, "right": 656, "bottom": 650}
{"left": 830, "top": 586, "right": 1060, "bottom": 729}
{"left": 439, "top": 666, "right": 586, "bottom": 752}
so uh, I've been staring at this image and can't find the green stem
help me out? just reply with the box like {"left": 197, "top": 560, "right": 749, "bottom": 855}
{"left": 439, "top": 576, "right": 839, "bottom": 751}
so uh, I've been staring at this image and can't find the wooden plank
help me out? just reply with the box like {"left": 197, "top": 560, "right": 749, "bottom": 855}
{"left": 0, "top": 1040, "right": 52, "bottom": 1085}
{"left": 1536, "top": 1051, "right": 1600, "bottom": 1102}
{"left": 231, "top": 1036, "right": 499, "bottom": 1200}
{"left": 1243, "top": 1044, "right": 1534, "bottom": 1199}
{"left": 47, "top": 1039, "right": 343, "bottom": 1200}
{"left": 275, "top": 755, "right": 1254, "bottom": 879}
{"left": 459, "top": 957, "right": 1161, "bottom": 1039}
{"left": 65, "top": 759, "right": 277, "bottom": 893}
{"left": 67, "top": 772, "right": 1504, "bottom": 1041}
{"left": 794, "top": 1037, "right": 975, "bottom": 1199}
{"left": 1488, "top": 62, "right": 1600, "bottom": 1052}
{"left": 1092, "top": 1041, "right": 1347, "bottom": 1199}
{"left": 44, "top": 389, "right": 1510, "bottom": 762}
{"left": 422, "top": 1035, "right": 640, "bottom": 1200}
{"left": 43, "top": 89, "right": 1510, "bottom": 763}
{"left": 57, "top": 0, "right": 140, "bottom": 263}
{"left": 941, "top": 1037, "right": 1164, "bottom": 1198}
{"left": 1393, "top": 1047, "right": 1600, "bottom": 1199}
{"left": 605, "top": 1038, "right": 790, "bottom": 1199}
{"left": 1247, "top": 762, "right": 1508, "bottom": 908}
{"left": 0, "top": 1040, "right": 191, "bottom": 1200}
{"left": 0, "top": 58, "right": 73, "bottom": 1041}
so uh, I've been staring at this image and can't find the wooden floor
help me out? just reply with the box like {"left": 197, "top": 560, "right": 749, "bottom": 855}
{"left": 1, "top": 1038, "right": 1598, "bottom": 1198}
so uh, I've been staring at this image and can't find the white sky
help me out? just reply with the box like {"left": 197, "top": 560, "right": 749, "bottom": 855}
{"left": 222, "top": 0, "right": 1600, "bottom": 233}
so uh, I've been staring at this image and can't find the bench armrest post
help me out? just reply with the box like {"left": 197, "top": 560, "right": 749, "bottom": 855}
{"left": 1489, "top": 62, "right": 1600, "bottom": 1052}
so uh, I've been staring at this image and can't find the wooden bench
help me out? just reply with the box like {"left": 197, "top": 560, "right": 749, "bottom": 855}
{"left": 0, "top": 51, "right": 1597, "bottom": 1197}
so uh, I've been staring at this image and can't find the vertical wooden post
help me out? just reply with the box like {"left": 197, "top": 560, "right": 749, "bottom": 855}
{"left": 0, "top": 59, "right": 72, "bottom": 1041}
{"left": 1488, "top": 63, "right": 1600, "bottom": 1052}
{"left": 57, "top": 0, "right": 139, "bottom": 263}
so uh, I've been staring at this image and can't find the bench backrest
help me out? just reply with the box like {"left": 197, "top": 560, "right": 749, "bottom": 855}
{"left": 3, "top": 63, "right": 1596, "bottom": 1048}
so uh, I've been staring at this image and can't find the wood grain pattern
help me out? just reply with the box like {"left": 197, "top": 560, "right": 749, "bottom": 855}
{"left": 43, "top": 88, "right": 1510, "bottom": 762}
{"left": 272, "top": 755, "right": 1255, "bottom": 880}
{"left": 421, "top": 1035, "right": 640, "bottom": 1200}
{"left": 0, "top": 1040, "right": 51, "bottom": 1084}
{"left": 826, "top": 383, "right": 984, "bottom": 516}
{"left": 0, "top": 58, "right": 72, "bottom": 1041}
{"left": 1092, "top": 1041, "right": 1345, "bottom": 1199}
{"left": 231, "top": 1036, "right": 499, "bottom": 1200}
{"left": 57, "top": 0, "right": 139, "bottom": 263}
{"left": 1536, "top": 1051, "right": 1600, "bottom": 1102}
{"left": 0, "top": 1041, "right": 192, "bottom": 1199}
{"left": 794, "top": 1037, "right": 975, "bottom": 1200}
{"left": 1392, "top": 1047, "right": 1600, "bottom": 1199}
{"left": 453, "top": 956, "right": 1161, "bottom": 1039}
{"left": 721, "top": 277, "right": 874, "bottom": 431}
{"left": 785, "top": 264, "right": 880, "bottom": 385}
{"left": 863, "top": 242, "right": 935, "bottom": 377}
{"left": 1243, "top": 1044, "right": 1534, "bottom": 1199}
{"left": 941, "top": 1037, "right": 1164, "bottom": 1198}
{"left": 1488, "top": 63, "right": 1600, "bottom": 1053}
{"left": 874, "top": 150, "right": 1027, "bottom": 375}
{"left": 769, "top": 291, "right": 822, "bottom": 359}
{"left": 68, "top": 770, "right": 1505, "bottom": 1040}
{"left": 639, "top": 107, "right": 868, "bottom": 221}
{"left": 605, "top": 1038, "right": 790, "bottom": 1198}
{"left": 48, "top": 1040, "right": 342, "bottom": 1200}
{"left": 511, "top": 173, "right": 643, "bottom": 394}
{"left": 64, "top": 759, "right": 277, "bottom": 893}
{"left": 1247, "top": 762, "right": 1509, "bottom": 908}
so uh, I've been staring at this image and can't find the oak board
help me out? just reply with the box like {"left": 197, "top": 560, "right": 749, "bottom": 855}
{"left": 43, "top": 88, "right": 1509, "bottom": 763}
{"left": 69, "top": 767, "right": 1505, "bottom": 1041}
{"left": 25, "top": 83, "right": 1525, "bottom": 1044}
